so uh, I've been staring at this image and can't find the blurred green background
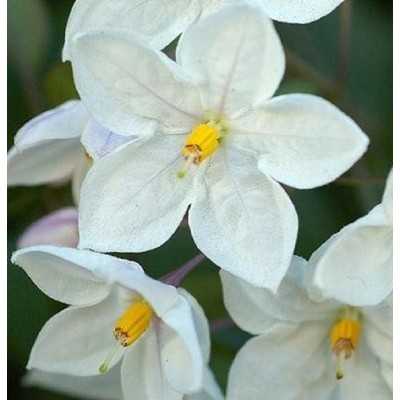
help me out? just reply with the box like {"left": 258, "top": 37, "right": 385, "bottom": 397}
{"left": 8, "top": 0, "right": 392, "bottom": 399}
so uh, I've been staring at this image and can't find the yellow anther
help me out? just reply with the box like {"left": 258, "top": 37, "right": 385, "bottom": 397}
{"left": 114, "top": 300, "right": 154, "bottom": 347}
{"left": 329, "top": 308, "right": 362, "bottom": 380}
{"left": 182, "top": 124, "right": 220, "bottom": 164}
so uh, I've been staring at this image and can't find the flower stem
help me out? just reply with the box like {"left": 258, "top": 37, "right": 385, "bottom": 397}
{"left": 161, "top": 253, "right": 205, "bottom": 287}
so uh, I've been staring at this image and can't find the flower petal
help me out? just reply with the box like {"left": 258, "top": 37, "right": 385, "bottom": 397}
{"left": 27, "top": 293, "right": 125, "bottom": 376}
{"left": 12, "top": 246, "right": 112, "bottom": 306}
{"left": 17, "top": 208, "right": 79, "bottom": 249}
{"left": 8, "top": 139, "right": 81, "bottom": 186}
{"left": 72, "top": 30, "right": 202, "bottom": 136}
{"left": 226, "top": 322, "right": 334, "bottom": 400}
{"left": 63, "top": 0, "right": 201, "bottom": 60}
{"left": 14, "top": 100, "right": 88, "bottom": 150}
{"left": 71, "top": 150, "right": 92, "bottom": 204}
{"left": 121, "top": 328, "right": 182, "bottom": 400}
{"left": 81, "top": 119, "right": 135, "bottom": 160}
{"left": 231, "top": 94, "right": 369, "bottom": 189}
{"left": 160, "top": 294, "right": 204, "bottom": 393}
{"left": 79, "top": 135, "right": 197, "bottom": 253}
{"left": 176, "top": 3, "right": 284, "bottom": 117}
{"left": 179, "top": 288, "right": 211, "bottom": 362}
{"left": 382, "top": 169, "right": 393, "bottom": 223}
{"left": 312, "top": 205, "right": 392, "bottom": 306}
{"left": 189, "top": 149, "right": 298, "bottom": 290}
{"left": 23, "top": 366, "right": 122, "bottom": 400}
{"left": 220, "top": 256, "right": 337, "bottom": 335}
{"left": 261, "top": 0, "right": 344, "bottom": 23}
{"left": 185, "top": 368, "right": 224, "bottom": 400}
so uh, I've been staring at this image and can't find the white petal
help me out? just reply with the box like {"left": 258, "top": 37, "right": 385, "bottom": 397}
{"left": 14, "top": 100, "right": 88, "bottom": 149}
{"left": 72, "top": 31, "right": 202, "bottom": 136}
{"left": 176, "top": 3, "right": 284, "bottom": 117}
{"left": 23, "top": 366, "right": 122, "bottom": 400}
{"left": 8, "top": 139, "right": 81, "bottom": 186}
{"left": 17, "top": 208, "right": 79, "bottom": 249}
{"left": 79, "top": 135, "right": 197, "bottom": 253}
{"left": 11, "top": 246, "right": 112, "bottom": 306}
{"left": 185, "top": 368, "right": 223, "bottom": 400}
{"left": 179, "top": 288, "right": 211, "bottom": 362}
{"left": 337, "top": 340, "right": 392, "bottom": 400}
{"left": 227, "top": 322, "right": 334, "bottom": 400}
{"left": 27, "top": 293, "right": 125, "bottom": 376}
{"left": 81, "top": 119, "right": 135, "bottom": 160}
{"left": 220, "top": 256, "right": 336, "bottom": 335}
{"left": 231, "top": 94, "right": 369, "bottom": 189}
{"left": 63, "top": 0, "right": 201, "bottom": 60}
{"left": 382, "top": 169, "right": 393, "bottom": 223}
{"left": 312, "top": 205, "right": 393, "bottom": 306}
{"left": 71, "top": 150, "right": 92, "bottom": 204}
{"left": 261, "top": 0, "right": 344, "bottom": 23}
{"left": 121, "top": 329, "right": 182, "bottom": 400}
{"left": 189, "top": 149, "right": 298, "bottom": 290}
{"left": 160, "top": 295, "right": 204, "bottom": 393}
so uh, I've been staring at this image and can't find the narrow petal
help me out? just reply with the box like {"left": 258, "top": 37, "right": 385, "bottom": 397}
{"left": 382, "top": 169, "right": 393, "bottom": 223}
{"left": 79, "top": 135, "right": 197, "bottom": 253}
{"left": 160, "top": 295, "right": 204, "bottom": 393}
{"left": 179, "top": 288, "right": 211, "bottom": 362}
{"left": 261, "top": 0, "right": 344, "bottom": 23}
{"left": 72, "top": 31, "right": 202, "bottom": 136}
{"left": 121, "top": 329, "right": 182, "bottom": 400}
{"left": 81, "top": 119, "right": 135, "bottom": 160}
{"left": 63, "top": 0, "right": 201, "bottom": 60}
{"left": 176, "top": 3, "right": 284, "bottom": 117}
{"left": 227, "top": 322, "right": 334, "bottom": 400}
{"left": 220, "top": 256, "right": 337, "bottom": 335}
{"left": 27, "top": 293, "right": 125, "bottom": 376}
{"left": 23, "top": 366, "right": 122, "bottom": 400}
{"left": 14, "top": 100, "right": 88, "bottom": 150}
{"left": 312, "top": 205, "right": 393, "bottom": 306}
{"left": 189, "top": 149, "right": 298, "bottom": 290}
{"left": 17, "top": 208, "right": 79, "bottom": 249}
{"left": 12, "top": 246, "right": 113, "bottom": 306}
{"left": 8, "top": 139, "right": 81, "bottom": 186}
{"left": 231, "top": 94, "right": 369, "bottom": 189}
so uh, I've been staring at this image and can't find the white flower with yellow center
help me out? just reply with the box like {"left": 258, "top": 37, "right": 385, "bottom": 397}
{"left": 221, "top": 256, "right": 392, "bottom": 400}
{"left": 12, "top": 246, "right": 213, "bottom": 400}
{"left": 63, "top": 0, "right": 345, "bottom": 62}
{"left": 310, "top": 169, "right": 393, "bottom": 306}
{"left": 7, "top": 100, "right": 133, "bottom": 202}
{"left": 72, "top": 4, "right": 368, "bottom": 290}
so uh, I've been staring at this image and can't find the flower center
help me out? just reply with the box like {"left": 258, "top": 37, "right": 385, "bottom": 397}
{"left": 329, "top": 307, "right": 362, "bottom": 380}
{"left": 99, "top": 299, "right": 154, "bottom": 374}
{"left": 177, "top": 114, "right": 228, "bottom": 178}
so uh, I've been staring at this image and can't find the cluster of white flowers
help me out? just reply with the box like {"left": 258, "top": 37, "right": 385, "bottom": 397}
{"left": 8, "top": 1, "right": 392, "bottom": 399}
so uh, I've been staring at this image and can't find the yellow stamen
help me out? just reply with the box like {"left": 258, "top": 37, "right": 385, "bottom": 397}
{"left": 182, "top": 123, "right": 220, "bottom": 164}
{"left": 330, "top": 308, "right": 362, "bottom": 380}
{"left": 114, "top": 300, "right": 154, "bottom": 347}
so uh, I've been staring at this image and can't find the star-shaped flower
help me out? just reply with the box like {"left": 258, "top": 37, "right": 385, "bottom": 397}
{"left": 310, "top": 169, "right": 393, "bottom": 306}
{"left": 12, "top": 246, "right": 211, "bottom": 400}
{"left": 72, "top": 4, "right": 368, "bottom": 290}
{"left": 221, "top": 256, "right": 392, "bottom": 400}
{"left": 8, "top": 100, "right": 132, "bottom": 202}
{"left": 63, "top": 0, "right": 345, "bottom": 62}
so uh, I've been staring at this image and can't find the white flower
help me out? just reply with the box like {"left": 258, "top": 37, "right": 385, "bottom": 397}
{"left": 12, "top": 246, "right": 211, "bottom": 400}
{"left": 72, "top": 4, "right": 368, "bottom": 290}
{"left": 63, "top": 0, "right": 344, "bottom": 62}
{"left": 7, "top": 100, "right": 133, "bottom": 202}
{"left": 17, "top": 207, "right": 79, "bottom": 249}
{"left": 221, "top": 257, "right": 392, "bottom": 400}
{"left": 24, "top": 366, "right": 223, "bottom": 400}
{"left": 310, "top": 169, "right": 393, "bottom": 306}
